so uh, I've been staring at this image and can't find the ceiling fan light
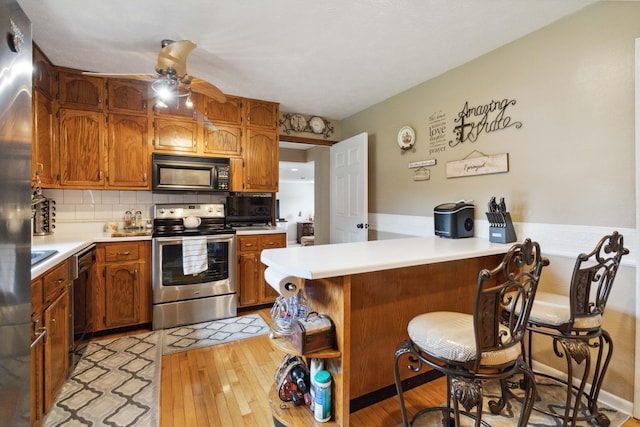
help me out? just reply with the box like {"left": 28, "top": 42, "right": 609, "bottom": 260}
{"left": 185, "top": 90, "right": 193, "bottom": 108}
{"left": 156, "top": 99, "right": 168, "bottom": 109}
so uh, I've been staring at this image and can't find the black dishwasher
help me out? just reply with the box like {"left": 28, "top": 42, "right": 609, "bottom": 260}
{"left": 69, "top": 244, "right": 96, "bottom": 372}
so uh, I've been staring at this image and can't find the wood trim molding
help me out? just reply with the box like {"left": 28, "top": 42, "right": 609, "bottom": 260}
{"left": 279, "top": 134, "right": 337, "bottom": 146}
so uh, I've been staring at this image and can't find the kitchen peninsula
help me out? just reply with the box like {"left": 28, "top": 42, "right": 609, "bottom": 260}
{"left": 261, "top": 237, "right": 510, "bottom": 426}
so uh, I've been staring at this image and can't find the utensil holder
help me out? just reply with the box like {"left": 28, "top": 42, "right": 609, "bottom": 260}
{"left": 486, "top": 211, "right": 516, "bottom": 243}
{"left": 33, "top": 197, "right": 55, "bottom": 235}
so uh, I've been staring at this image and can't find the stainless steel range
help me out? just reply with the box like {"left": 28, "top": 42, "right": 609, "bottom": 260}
{"left": 152, "top": 203, "right": 236, "bottom": 330}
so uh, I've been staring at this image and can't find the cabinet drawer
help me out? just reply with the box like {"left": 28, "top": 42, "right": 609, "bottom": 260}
{"left": 32, "top": 278, "right": 44, "bottom": 314}
{"left": 260, "top": 234, "right": 286, "bottom": 249}
{"left": 105, "top": 243, "right": 140, "bottom": 262}
{"left": 238, "top": 236, "right": 259, "bottom": 252}
{"left": 43, "top": 261, "right": 69, "bottom": 304}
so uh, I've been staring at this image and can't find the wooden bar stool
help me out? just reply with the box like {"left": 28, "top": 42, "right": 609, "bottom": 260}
{"left": 394, "top": 239, "right": 549, "bottom": 427}
{"left": 524, "top": 231, "right": 628, "bottom": 427}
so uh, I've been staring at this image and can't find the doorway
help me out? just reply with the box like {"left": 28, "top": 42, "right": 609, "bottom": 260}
{"left": 277, "top": 159, "right": 315, "bottom": 245}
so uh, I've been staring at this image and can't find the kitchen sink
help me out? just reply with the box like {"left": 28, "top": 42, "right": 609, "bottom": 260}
{"left": 31, "top": 250, "right": 58, "bottom": 266}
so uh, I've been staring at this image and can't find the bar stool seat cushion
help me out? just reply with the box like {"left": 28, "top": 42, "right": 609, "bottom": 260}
{"left": 408, "top": 311, "right": 521, "bottom": 366}
{"left": 528, "top": 291, "right": 602, "bottom": 330}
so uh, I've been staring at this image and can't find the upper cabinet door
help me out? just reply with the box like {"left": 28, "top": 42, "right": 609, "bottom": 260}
{"left": 107, "top": 79, "right": 149, "bottom": 114}
{"left": 245, "top": 99, "right": 278, "bottom": 130}
{"left": 33, "top": 45, "right": 56, "bottom": 98}
{"left": 243, "top": 128, "right": 278, "bottom": 192}
{"left": 33, "top": 89, "right": 59, "bottom": 187}
{"left": 59, "top": 109, "right": 106, "bottom": 188}
{"left": 203, "top": 95, "right": 243, "bottom": 125}
{"left": 108, "top": 114, "right": 149, "bottom": 189}
{"left": 58, "top": 71, "right": 105, "bottom": 111}
{"left": 153, "top": 117, "right": 198, "bottom": 153}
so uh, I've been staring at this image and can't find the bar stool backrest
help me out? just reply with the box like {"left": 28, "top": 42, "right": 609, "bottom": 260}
{"left": 567, "top": 231, "right": 629, "bottom": 332}
{"left": 472, "top": 238, "right": 549, "bottom": 371}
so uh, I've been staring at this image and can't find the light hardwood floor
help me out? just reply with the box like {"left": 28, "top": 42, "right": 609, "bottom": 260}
{"left": 159, "top": 308, "right": 640, "bottom": 426}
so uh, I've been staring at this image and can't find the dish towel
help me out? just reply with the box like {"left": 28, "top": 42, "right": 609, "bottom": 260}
{"left": 182, "top": 236, "right": 208, "bottom": 275}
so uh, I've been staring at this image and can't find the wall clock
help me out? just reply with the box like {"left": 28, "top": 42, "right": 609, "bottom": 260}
{"left": 397, "top": 126, "right": 416, "bottom": 151}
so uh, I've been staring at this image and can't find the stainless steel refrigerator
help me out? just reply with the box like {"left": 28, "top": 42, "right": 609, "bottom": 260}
{"left": 0, "top": 0, "right": 32, "bottom": 425}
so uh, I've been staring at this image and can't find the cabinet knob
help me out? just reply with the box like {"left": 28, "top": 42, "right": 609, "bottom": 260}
{"left": 117, "top": 251, "right": 130, "bottom": 256}
{"left": 143, "top": 172, "right": 147, "bottom": 182}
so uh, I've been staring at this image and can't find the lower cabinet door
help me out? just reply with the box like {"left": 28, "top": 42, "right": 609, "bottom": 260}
{"left": 104, "top": 262, "right": 141, "bottom": 328}
{"left": 43, "top": 289, "right": 69, "bottom": 412}
{"left": 31, "top": 314, "right": 44, "bottom": 426}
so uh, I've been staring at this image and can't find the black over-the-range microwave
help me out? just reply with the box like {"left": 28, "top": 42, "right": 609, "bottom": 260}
{"left": 151, "top": 153, "right": 230, "bottom": 192}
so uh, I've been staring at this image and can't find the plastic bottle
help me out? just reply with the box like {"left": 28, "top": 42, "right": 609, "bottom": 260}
{"left": 313, "top": 370, "right": 331, "bottom": 422}
{"left": 309, "top": 358, "right": 324, "bottom": 412}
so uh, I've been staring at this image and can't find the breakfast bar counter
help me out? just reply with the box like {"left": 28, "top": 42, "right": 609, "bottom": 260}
{"left": 261, "top": 237, "right": 510, "bottom": 426}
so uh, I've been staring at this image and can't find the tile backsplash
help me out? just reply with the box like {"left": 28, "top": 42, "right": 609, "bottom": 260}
{"left": 43, "top": 189, "right": 226, "bottom": 223}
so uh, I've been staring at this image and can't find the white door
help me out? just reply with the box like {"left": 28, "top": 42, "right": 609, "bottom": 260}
{"left": 330, "top": 132, "right": 368, "bottom": 243}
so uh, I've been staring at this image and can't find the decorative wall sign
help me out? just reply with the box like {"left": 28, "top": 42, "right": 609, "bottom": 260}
{"left": 408, "top": 159, "right": 436, "bottom": 168}
{"left": 279, "top": 113, "right": 335, "bottom": 139}
{"left": 446, "top": 151, "right": 509, "bottom": 178}
{"left": 428, "top": 111, "right": 447, "bottom": 155}
{"left": 413, "top": 167, "right": 430, "bottom": 181}
{"left": 450, "top": 98, "right": 522, "bottom": 146}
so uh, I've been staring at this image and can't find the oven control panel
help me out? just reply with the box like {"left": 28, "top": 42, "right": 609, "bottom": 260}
{"left": 154, "top": 203, "right": 224, "bottom": 219}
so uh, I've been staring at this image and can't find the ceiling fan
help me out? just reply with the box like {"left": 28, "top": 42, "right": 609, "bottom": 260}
{"left": 85, "top": 39, "right": 227, "bottom": 106}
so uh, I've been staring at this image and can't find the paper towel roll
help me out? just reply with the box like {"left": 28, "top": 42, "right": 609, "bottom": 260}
{"left": 264, "top": 267, "right": 303, "bottom": 297}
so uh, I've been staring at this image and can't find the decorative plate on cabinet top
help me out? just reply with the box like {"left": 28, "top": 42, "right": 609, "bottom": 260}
{"left": 309, "top": 116, "right": 326, "bottom": 134}
{"left": 290, "top": 114, "right": 307, "bottom": 132}
{"left": 397, "top": 126, "right": 416, "bottom": 150}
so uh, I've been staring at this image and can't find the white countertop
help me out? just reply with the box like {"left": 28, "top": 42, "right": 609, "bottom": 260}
{"left": 31, "top": 232, "right": 152, "bottom": 279}
{"left": 260, "top": 236, "right": 512, "bottom": 280}
{"left": 31, "top": 226, "right": 284, "bottom": 279}
{"left": 234, "top": 226, "right": 285, "bottom": 236}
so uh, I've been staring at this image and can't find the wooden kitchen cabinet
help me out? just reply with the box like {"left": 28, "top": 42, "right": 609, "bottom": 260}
{"left": 58, "top": 70, "right": 105, "bottom": 111}
{"left": 107, "top": 79, "right": 149, "bottom": 114}
{"left": 43, "top": 288, "right": 69, "bottom": 413}
{"left": 203, "top": 124, "right": 242, "bottom": 157}
{"left": 94, "top": 241, "right": 151, "bottom": 331}
{"left": 203, "top": 94, "right": 243, "bottom": 125}
{"left": 107, "top": 113, "right": 149, "bottom": 188}
{"left": 30, "top": 258, "right": 71, "bottom": 421}
{"left": 58, "top": 108, "right": 106, "bottom": 188}
{"left": 32, "top": 88, "right": 59, "bottom": 187}
{"left": 202, "top": 94, "right": 243, "bottom": 156}
{"left": 152, "top": 116, "right": 199, "bottom": 153}
{"left": 246, "top": 98, "right": 278, "bottom": 130}
{"left": 32, "top": 46, "right": 59, "bottom": 188}
{"left": 237, "top": 233, "right": 286, "bottom": 307}
{"left": 243, "top": 127, "right": 279, "bottom": 192}
{"left": 33, "top": 45, "right": 56, "bottom": 99}
{"left": 30, "top": 277, "right": 44, "bottom": 427}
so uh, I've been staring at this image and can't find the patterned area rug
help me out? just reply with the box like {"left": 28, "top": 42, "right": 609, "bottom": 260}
{"left": 161, "top": 313, "right": 270, "bottom": 355}
{"left": 409, "top": 376, "right": 629, "bottom": 427}
{"left": 43, "top": 331, "right": 160, "bottom": 427}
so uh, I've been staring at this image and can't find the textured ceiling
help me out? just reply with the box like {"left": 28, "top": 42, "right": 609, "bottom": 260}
{"left": 18, "top": 0, "right": 596, "bottom": 120}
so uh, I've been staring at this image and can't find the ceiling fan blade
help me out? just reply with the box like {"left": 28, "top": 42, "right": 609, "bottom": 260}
{"left": 82, "top": 72, "right": 156, "bottom": 80}
{"left": 189, "top": 76, "right": 226, "bottom": 103}
{"left": 157, "top": 40, "right": 196, "bottom": 77}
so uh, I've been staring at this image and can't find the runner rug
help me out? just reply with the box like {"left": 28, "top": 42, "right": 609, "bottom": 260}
{"left": 161, "top": 313, "right": 270, "bottom": 355}
{"left": 406, "top": 376, "right": 629, "bottom": 427}
{"left": 43, "top": 331, "right": 160, "bottom": 427}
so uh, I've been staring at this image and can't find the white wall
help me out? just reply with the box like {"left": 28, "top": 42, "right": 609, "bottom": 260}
{"left": 276, "top": 180, "right": 315, "bottom": 243}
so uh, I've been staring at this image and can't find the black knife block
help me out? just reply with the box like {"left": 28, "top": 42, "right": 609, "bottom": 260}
{"left": 486, "top": 211, "right": 517, "bottom": 244}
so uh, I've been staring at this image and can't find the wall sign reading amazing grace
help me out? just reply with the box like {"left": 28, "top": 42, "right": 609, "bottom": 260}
{"left": 451, "top": 98, "right": 522, "bottom": 146}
